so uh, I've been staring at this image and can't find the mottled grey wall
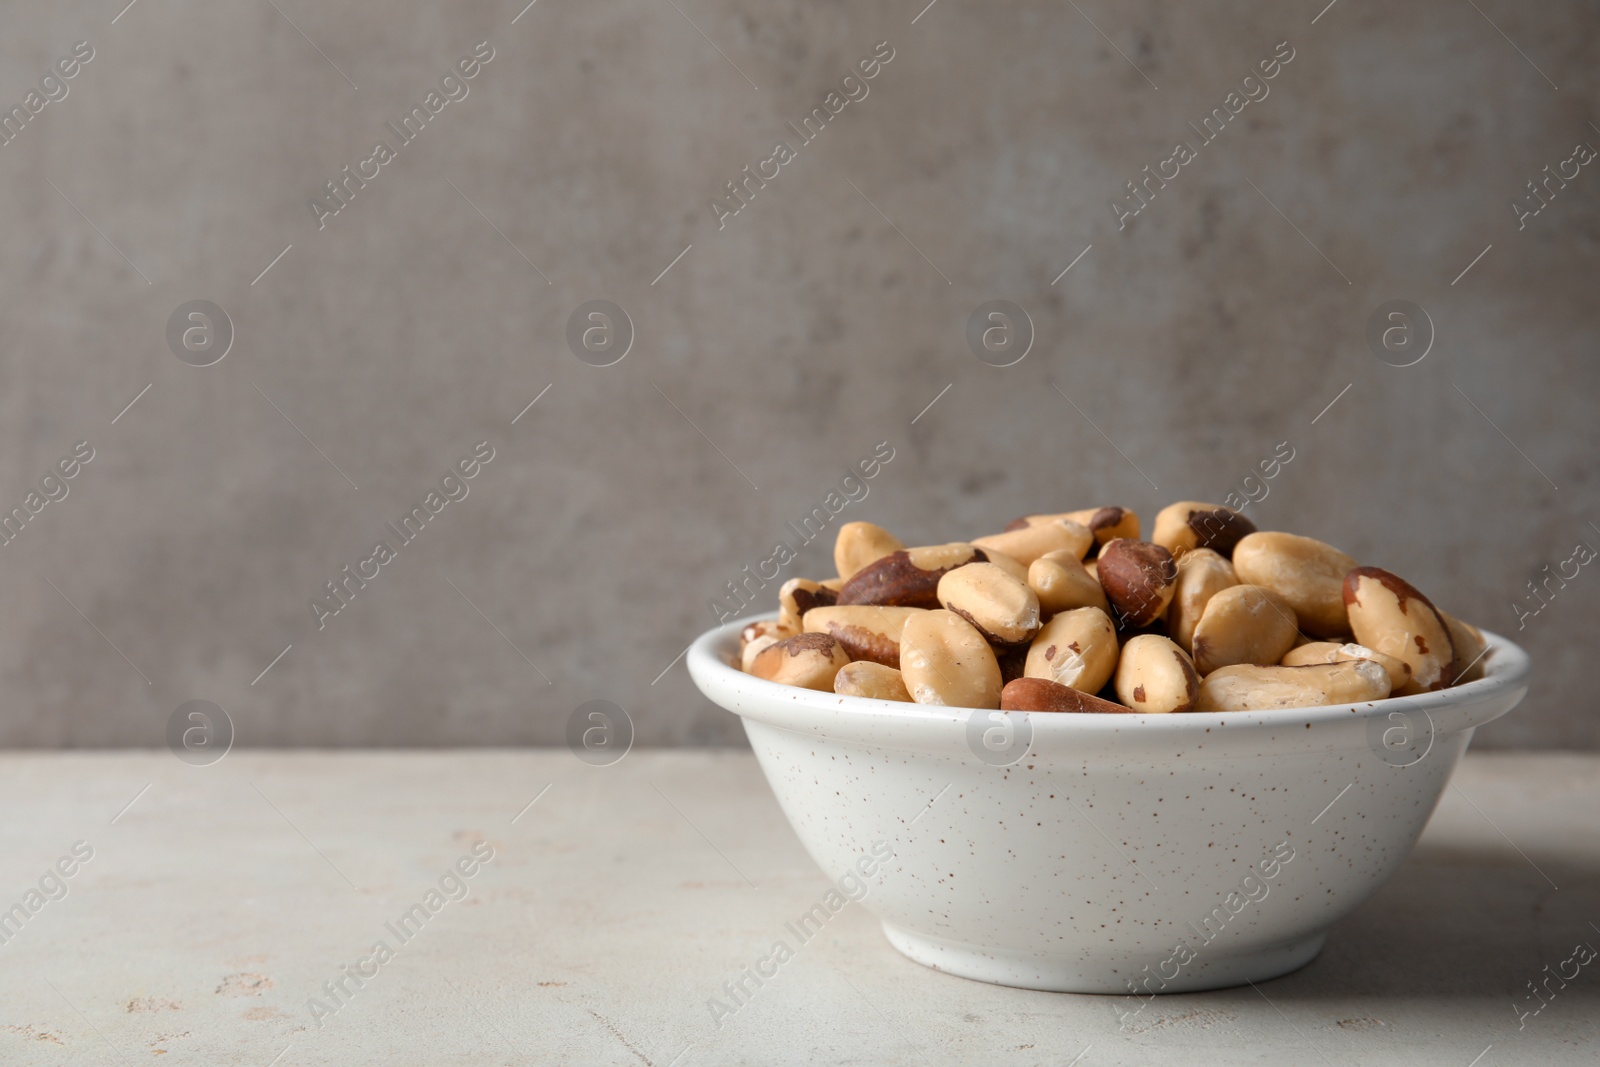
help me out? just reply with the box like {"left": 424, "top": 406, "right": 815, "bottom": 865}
{"left": 1, "top": 0, "right": 1594, "bottom": 748}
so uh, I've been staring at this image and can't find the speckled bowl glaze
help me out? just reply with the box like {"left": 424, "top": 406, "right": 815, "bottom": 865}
{"left": 688, "top": 615, "right": 1530, "bottom": 993}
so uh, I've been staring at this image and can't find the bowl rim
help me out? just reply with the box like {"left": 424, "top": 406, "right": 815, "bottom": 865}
{"left": 687, "top": 612, "right": 1531, "bottom": 742}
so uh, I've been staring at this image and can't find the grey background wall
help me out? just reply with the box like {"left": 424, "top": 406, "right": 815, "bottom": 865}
{"left": 0, "top": 0, "right": 1594, "bottom": 749}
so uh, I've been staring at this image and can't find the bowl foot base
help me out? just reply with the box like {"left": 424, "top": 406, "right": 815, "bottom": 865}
{"left": 880, "top": 922, "right": 1326, "bottom": 994}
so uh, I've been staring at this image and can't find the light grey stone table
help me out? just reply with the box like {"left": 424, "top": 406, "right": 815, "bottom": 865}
{"left": 0, "top": 751, "right": 1594, "bottom": 1066}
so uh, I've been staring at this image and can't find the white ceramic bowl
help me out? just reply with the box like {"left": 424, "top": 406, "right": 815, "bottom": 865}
{"left": 688, "top": 616, "right": 1530, "bottom": 994}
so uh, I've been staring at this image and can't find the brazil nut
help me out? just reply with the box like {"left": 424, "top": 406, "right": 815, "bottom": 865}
{"left": 739, "top": 618, "right": 795, "bottom": 673}
{"left": 1189, "top": 584, "right": 1301, "bottom": 675}
{"left": 899, "top": 609, "right": 1003, "bottom": 708}
{"left": 749, "top": 632, "right": 851, "bottom": 691}
{"left": 1028, "top": 550, "right": 1110, "bottom": 617}
{"left": 833, "top": 521, "right": 906, "bottom": 582}
{"left": 973, "top": 517, "right": 1093, "bottom": 566}
{"left": 1023, "top": 606, "right": 1118, "bottom": 693}
{"left": 937, "top": 562, "right": 1042, "bottom": 647}
{"left": 802, "top": 605, "right": 924, "bottom": 668}
{"left": 1114, "top": 634, "right": 1200, "bottom": 714}
{"left": 1067, "top": 506, "right": 1141, "bottom": 552}
{"left": 779, "top": 577, "right": 837, "bottom": 633}
{"left": 1164, "top": 547, "right": 1239, "bottom": 655}
{"left": 1096, "top": 539, "right": 1179, "bottom": 628}
{"left": 1231, "top": 531, "right": 1357, "bottom": 638}
{"left": 837, "top": 543, "right": 985, "bottom": 608}
{"left": 979, "top": 548, "right": 1030, "bottom": 585}
{"left": 1280, "top": 640, "right": 1413, "bottom": 692}
{"left": 1195, "top": 659, "right": 1390, "bottom": 711}
{"left": 1152, "top": 501, "right": 1257, "bottom": 558}
{"left": 1001, "top": 676, "right": 1132, "bottom": 713}
{"left": 833, "top": 660, "right": 913, "bottom": 702}
{"left": 1343, "top": 567, "right": 1457, "bottom": 693}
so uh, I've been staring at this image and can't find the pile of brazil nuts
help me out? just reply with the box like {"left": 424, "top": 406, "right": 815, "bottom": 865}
{"left": 736, "top": 503, "right": 1490, "bottom": 713}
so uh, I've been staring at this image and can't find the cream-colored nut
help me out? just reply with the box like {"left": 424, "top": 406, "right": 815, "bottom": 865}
{"left": 1231, "top": 531, "right": 1357, "bottom": 638}
{"left": 749, "top": 633, "right": 851, "bottom": 691}
{"left": 1189, "top": 584, "right": 1301, "bottom": 675}
{"left": 1011, "top": 508, "right": 1139, "bottom": 543}
{"left": 740, "top": 618, "right": 793, "bottom": 653}
{"left": 778, "top": 578, "right": 837, "bottom": 633}
{"left": 1001, "top": 677, "right": 1131, "bottom": 713}
{"left": 1165, "top": 548, "right": 1239, "bottom": 654}
{"left": 1281, "top": 641, "right": 1413, "bottom": 693}
{"left": 980, "top": 548, "right": 1029, "bottom": 584}
{"left": 1152, "top": 501, "right": 1257, "bottom": 558}
{"left": 739, "top": 618, "right": 794, "bottom": 673}
{"left": 1066, "top": 506, "right": 1141, "bottom": 550}
{"left": 837, "top": 543, "right": 983, "bottom": 608}
{"left": 937, "top": 562, "right": 1041, "bottom": 647}
{"left": 1441, "top": 611, "right": 1488, "bottom": 683}
{"left": 833, "top": 661, "right": 913, "bottom": 702}
{"left": 1028, "top": 551, "right": 1110, "bottom": 617}
{"left": 1008, "top": 507, "right": 1140, "bottom": 548}
{"left": 1024, "top": 607, "right": 1118, "bottom": 693}
{"left": 1001, "top": 510, "right": 1071, "bottom": 530}
{"left": 1114, "top": 634, "right": 1201, "bottom": 714}
{"left": 802, "top": 605, "right": 924, "bottom": 668}
{"left": 819, "top": 576, "right": 845, "bottom": 593}
{"left": 899, "top": 609, "right": 1003, "bottom": 709}
{"left": 833, "top": 521, "right": 906, "bottom": 582}
{"left": 972, "top": 518, "right": 1093, "bottom": 566}
{"left": 1096, "top": 540, "right": 1178, "bottom": 628}
{"left": 741, "top": 632, "right": 782, "bottom": 673}
{"left": 1084, "top": 557, "right": 1098, "bottom": 581}
{"left": 1196, "top": 660, "right": 1390, "bottom": 711}
{"left": 1343, "top": 567, "right": 1457, "bottom": 693}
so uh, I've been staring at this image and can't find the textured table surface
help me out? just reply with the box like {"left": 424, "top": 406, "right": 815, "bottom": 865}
{"left": 0, "top": 751, "right": 1595, "bottom": 1066}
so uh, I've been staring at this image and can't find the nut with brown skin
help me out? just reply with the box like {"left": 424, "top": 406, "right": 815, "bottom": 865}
{"left": 1189, "top": 584, "right": 1301, "bottom": 675}
{"left": 802, "top": 605, "right": 924, "bottom": 668}
{"left": 1001, "top": 677, "right": 1132, "bottom": 713}
{"left": 1165, "top": 548, "right": 1239, "bottom": 654}
{"left": 937, "top": 562, "right": 1042, "bottom": 647}
{"left": 1281, "top": 641, "right": 1413, "bottom": 692}
{"left": 899, "top": 609, "right": 1003, "bottom": 709}
{"left": 836, "top": 543, "right": 985, "bottom": 608}
{"left": 1114, "top": 634, "right": 1201, "bottom": 714}
{"left": 1152, "top": 501, "right": 1257, "bottom": 559}
{"left": 1343, "top": 567, "right": 1457, "bottom": 694}
{"left": 833, "top": 521, "right": 906, "bottom": 582}
{"left": 778, "top": 578, "right": 837, "bottom": 633}
{"left": 1028, "top": 550, "right": 1110, "bottom": 617}
{"left": 972, "top": 518, "right": 1093, "bottom": 566}
{"left": 1231, "top": 531, "right": 1357, "bottom": 638}
{"left": 1023, "top": 607, "right": 1118, "bottom": 693}
{"left": 834, "top": 661, "right": 913, "bottom": 702}
{"left": 1067, "top": 506, "right": 1142, "bottom": 552}
{"left": 1195, "top": 660, "right": 1390, "bottom": 711}
{"left": 1096, "top": 539, "right": 1179, "bottom": 628}
{"left": 749, "top": 632, "right": 851, "bottom": 691}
